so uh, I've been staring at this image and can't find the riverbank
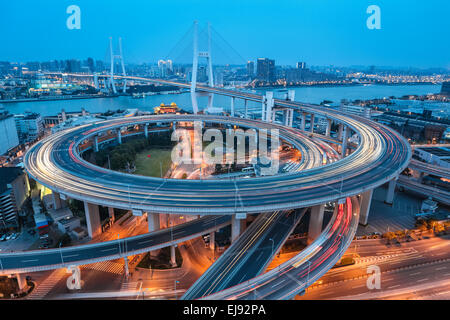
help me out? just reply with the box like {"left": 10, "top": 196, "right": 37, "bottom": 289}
{"left": 0, "top": 93, "right": 117, "bottom": 104}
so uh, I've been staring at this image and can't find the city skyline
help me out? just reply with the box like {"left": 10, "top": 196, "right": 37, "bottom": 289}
{"left": 1, "top": 0, "right": 449, "bottom": 68}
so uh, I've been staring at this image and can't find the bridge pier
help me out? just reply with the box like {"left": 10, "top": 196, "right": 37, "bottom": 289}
{"left": 385, "top": 178, "right": 398, "bottom": 205}
{"left": 338, "top": 123, "right": 344, "bottom": 140}
{"left": 325, "top": 119, "right": 332, "bottom": 137}
{"left": 15, "top": 273, "right": 27, "bottom": 291}
{"left": 230, "top": 97, "right": 235, "bottom": 117}
{"left": 262, "top": 92, "right": 274, "bottom": 122}
{"left": 94, "top": 135, "right": 99, "bottom": 152}
{"left": 170, "top": 245, "right": 177, "bottom": 267}
{"left": 301, "top": 112, "right": 306, "bottom": 131}
{"left": 84, "top": 201, "right": 102, "bottom": 239}
{"left": 244, "top": 100, "right": 248, "bottom": 118}
{"left": 341, "top": 126, "right": 349, "bottom": 158}
{"left": 284, "top": 109, "right": 294, "bottom": 127}
{"left": 307, "top": 204, "right": 325, "bottom": 244}
{"left": 209, "top": 231, "right": 215, "bottom": 252}
{"left": 231, "top": 214, "right": 245, "bottom": 243}
{"left": 108, "top": 207, "right": 115, "bottom": 223}
{"left": 359, "top": 189, "right": 373, "bottom": 226}
{"left": 117, "top": 129, "right": 122, "bottom": 144}
{"left": 124, "top": 256, "right": 129, "bottom": 278}
{"left": 309, "top": 114, "right": 315, "bottom": 133}
{"left": 148, "top": 212, "right": 161, "bottom": 232}
{"left": 144, "top": 124, "right": 149, "bottom": 138}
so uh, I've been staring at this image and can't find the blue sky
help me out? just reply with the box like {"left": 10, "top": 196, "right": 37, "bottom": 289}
{"left": 1, "top": 0, "right": 449, "bottom": 68}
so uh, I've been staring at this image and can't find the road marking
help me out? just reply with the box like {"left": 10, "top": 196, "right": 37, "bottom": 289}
{"left": 417, "top": 278, "right": 428, "bottom": 283}
{"left": 138, "top": 239, "right": 153, "bottom": 244}
{"left": 101, "top": 248, "right": 117, "bottom": 252}
{"left": 388, "top": 284, "right": 401, "bottom": 289}
{"left": 352, "top": 284, "right": 365, "bottom": 289}
{"left": 21, "top": 259, "right": 38, "bottom": 263}
{"left": 409, "top": 272, "right": 421, "bottom": 276}
{"left": 435, "top": 266, "right": 447, "bottom": 271}
{"left": 271, "top": 279, "right": 286, "bottom": 288}
{"left": 63, "top": 254, "right": 79, "bottom": 258}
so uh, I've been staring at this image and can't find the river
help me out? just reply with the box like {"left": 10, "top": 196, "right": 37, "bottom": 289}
{"left": 0, "top": 84, "right": 445, "bottom": 117}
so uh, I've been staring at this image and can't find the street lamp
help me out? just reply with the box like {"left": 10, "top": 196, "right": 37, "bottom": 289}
{"left": 59, "top": 241, "right": 64, "bottom": 265}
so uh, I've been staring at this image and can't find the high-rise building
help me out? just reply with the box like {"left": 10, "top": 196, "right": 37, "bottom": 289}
{"left": 0, "top": 167, "right": 30, "bottom": 230}
{"left": 0, "top": 109, "right": 20, "bottom": 155}
{"left": 14, "top": 111, "right": 44, "bottom": 144}
{"left": 296, "top": 62, "right": 306, "bottom": 69}
{"left": 247, "top": 61, "right": 254, "bottom": 78}
{"left": 158, "top": 60, "right": 173, "bottom": 78}
{"left": 256, "top": 58, "right": 275, "bottom": 83}
{"left": 87, "top": 58, "right": 95, "bottom": 73}
{"left": 440, "top": 81, "right": 450, "bottom": 96}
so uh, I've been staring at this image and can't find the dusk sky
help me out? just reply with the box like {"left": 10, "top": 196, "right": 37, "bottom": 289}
{"left": 1, "top": 0, "right": 449, "bottom": 68}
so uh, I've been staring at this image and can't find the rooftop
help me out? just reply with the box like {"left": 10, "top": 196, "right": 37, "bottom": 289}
{"left": 0, "top": 166, "right": 24, "bottom": 194}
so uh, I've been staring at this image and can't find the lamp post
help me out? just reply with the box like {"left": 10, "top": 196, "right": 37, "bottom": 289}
{"left": 59, "top": 241, "right": 64, "bottom": 265}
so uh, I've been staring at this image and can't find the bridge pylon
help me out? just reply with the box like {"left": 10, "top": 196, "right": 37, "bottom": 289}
{"left": 108, "top": 37, "right": 127, "bottom": 94}
{"left": 191, "top": 21, "right": 215, "bottom": 114}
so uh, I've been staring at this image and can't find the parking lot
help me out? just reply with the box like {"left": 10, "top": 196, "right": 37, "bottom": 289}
{"left": 0, "top": 227, "right": 39, "bottom": 252}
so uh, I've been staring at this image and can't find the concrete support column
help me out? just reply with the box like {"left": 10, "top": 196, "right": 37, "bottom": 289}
{"left": 84, "top": 201, "right": 102, "bottom": 238}
{"left": 310, "top": 113, "right": 315, "bottom": 133}
{"left": 230, "top": 97, "right": 235, "bottom": 117}
{"left": 301, "top": 112, "right": 307, "bottom": 131}
{"left": 325, "top": 119, "right": 332, "bottom": 137}
{"left": 170, "top": 245, "right": 177, "bottom": 267}
{"left": 94, "top": 135, "right": 99, "bottom": 152}
{"left": 108, "top": 207, "right": 115, "bottom": 223}
{"left": 144, "top": 124, "right": 149, "bottom": 138}
{"left": 338, "top": 123, "right": 344, "bottom": 140}
{"left": 16, "top": 274, "right": 27, "bottom": 291}
{"left": 173, "top": 122, "right": 177, "bottom": 131}
{"left": 385, "top": 178, "right": 397, "bottom": 205}
{"left": 288, "top": 109, "right": 294, "bottom": 127}
{"left": 341, "top": 126, "right": 349, "bottom": 158}
{"left": 283, "top": 109, "right": 293, "bottom": 127}
{"left": 117, "top": 129, "right": 122, "bottom": 144}
{"left": 244, "top": 100, "right": 248, "bottom": 118}
{"left": 209, "top": 231, "right": 215, "bottom": 251}
{"left": 359, "top": 189, "right": 374, "bottom": 226}
{"left": 231, "top": 214, "right": 245, "bottom": 243}
{"left": 307, "top": 204, "right": 325, "bottom": 244}
{"left": 148, "top": 212, "right": 160, "bottom": 232}
{"left": 124, "top": 256, "right": 129, "bottom": 277}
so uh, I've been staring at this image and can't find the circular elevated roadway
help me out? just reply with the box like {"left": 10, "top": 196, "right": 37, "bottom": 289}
{"left": 25, "top": 108, "right": 411, "bottom": 215}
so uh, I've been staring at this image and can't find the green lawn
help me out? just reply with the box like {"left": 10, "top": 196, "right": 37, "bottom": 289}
{"left": 134, "top": 148, "right": 173, "bottom": 178}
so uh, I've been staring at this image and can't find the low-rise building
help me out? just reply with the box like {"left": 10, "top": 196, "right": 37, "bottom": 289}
{"left": 0, "top": 109, "right": 19, "bottom": 155}
{"left": 14, "top": 111, "right": 44, "bottom": 144}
